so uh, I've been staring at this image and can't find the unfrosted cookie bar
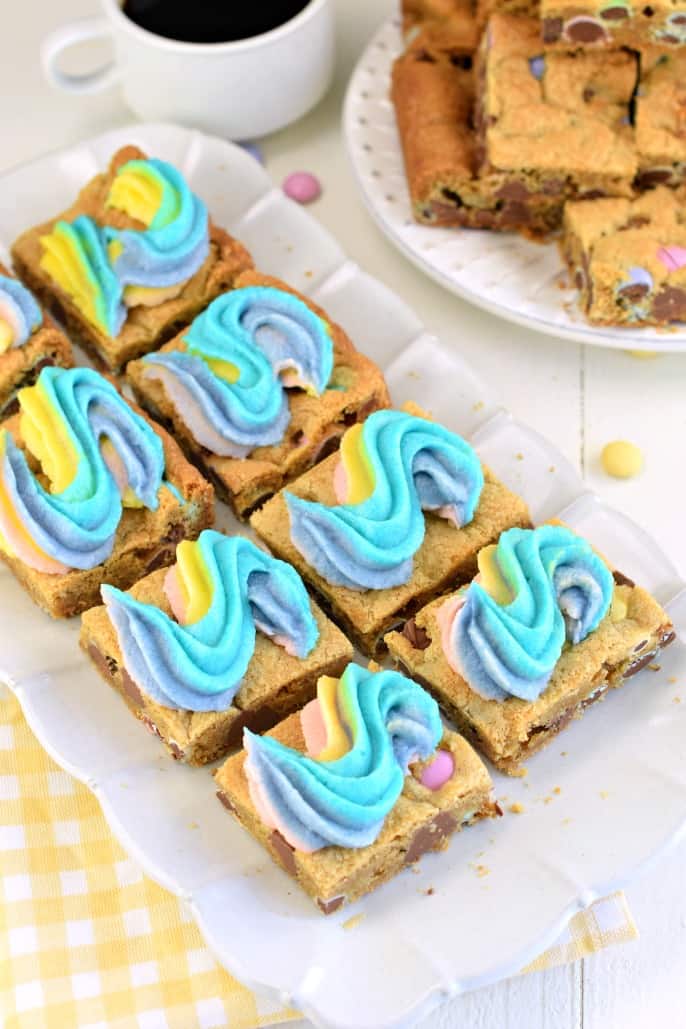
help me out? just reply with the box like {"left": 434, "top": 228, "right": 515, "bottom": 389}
{"left": 0, "top": 365, "right": 213, "bottom": 618}
{"left": 562, "top": 185, "right": 686, "bottom": 325}
{"left": 250, "top": 406, "right": 530, "bottom": 657}
{"left": 474, "top": 14, "right": 638, "bottom": 230}
{"left": 126, "top": 269, "right": 390, "bottom": 521}
{"left": 0, "top": 262, "right": 72, "bottom": 418}
{"left": 402, "top": 0, "right": 481, "bottom": 49}
{"left": 214, "top": 664, "right": 498, "bottom": 913}
{"left": 541, "top": 1, "right": 686, "bottom": 49}
{"left": 392, "top": 34, "right": 564, "bottom": 233}
{"left": 386, "top": 525, "right": 676, "bottom": 775}
{"left": 635, "top": 50, "right": 686, "bottom": 191}
{"left": 11, "top": 146, "right": 252, "bottom": 373}
{"left": 80, "top": 531, "right": 353, "bottom": 765}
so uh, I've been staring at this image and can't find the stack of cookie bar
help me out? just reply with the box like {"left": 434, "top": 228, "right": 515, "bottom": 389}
{"left": 0, "top": 148, "right": 676, "bottom": 914}
{"left": 394, "top": 0, "right": 686, "bottom": 326}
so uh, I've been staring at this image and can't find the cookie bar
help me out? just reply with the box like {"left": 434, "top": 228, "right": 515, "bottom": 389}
{"left": 541, "top": 2, "right": 686, "bottom": 49}
{"left": 474, "top": 14, "right": 638, "bottom": 230}
{"left": 562, "top": 185, "right": 686, "bottom": 325}
{"left": 0, "top": 366, "right": 213, "bottom": 618}
{"left": 635, "top": 50, "right": 686, "bottom": 191}
{"left": 393, "top": 36, "right": 563, "bottom": 233}
{"left": 0, "top": 262, "right": 73, "bottom": 418}
{"left": 402, "top": 0, "right": 481, "bottom": 50}
{"left": 214, "top": 664, "right": 499, "bottom": 913}
{"left": 250, "top": 407, "right": 530, "bottom": 657}
{"left": 126, "top": 269, "right": 390, "bottom": 521}
{"left": 386, "top": 524, "right": 676, "bottom": 775}
{"left": 80, "top": 531, "right": 353, "bottom": 765}
{"left": 11, "top": 146, "right": 252, "bottom": 373}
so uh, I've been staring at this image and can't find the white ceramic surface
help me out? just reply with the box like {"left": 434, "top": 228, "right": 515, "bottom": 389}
{"left": 343, "top": 16, "right": 686, "bottom": 354}
{"left": 1, "top": 124, "right": 686, "bottom": 1029}
{"left": 41, "top": 0, "right": 334, "bottom": 139}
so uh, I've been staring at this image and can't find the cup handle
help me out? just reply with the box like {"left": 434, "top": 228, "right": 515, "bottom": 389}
{"left": 41, "top": 17, "right": 121, "bottom": 95}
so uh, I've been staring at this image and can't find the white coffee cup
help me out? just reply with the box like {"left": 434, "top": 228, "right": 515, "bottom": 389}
{"left": 42, "top": 0, "right": 335, "bottom": 139}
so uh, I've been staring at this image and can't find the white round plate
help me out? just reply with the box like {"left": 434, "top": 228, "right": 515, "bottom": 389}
{"left": 1, "top": 123, "right": 686, "bottom": 1029}
{"left": 343, "top": 16, "right": 686, "bottom": 353}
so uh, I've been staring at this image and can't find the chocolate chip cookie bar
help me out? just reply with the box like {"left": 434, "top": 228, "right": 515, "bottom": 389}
{"left": 635, "top": 50, "right": 686, "bottom": 191}
{"left": 80, "top": 531, "right": 353, "bottom": 765}
{"left": 126, "top": 269, "right": 390, "bottom": 521}
{"left": 250, "top": 406, "right": 530, "bottom": 658}
{"left": 0, "top": 366, "right": 213, "bottom": 619}
{"left": 214, "top": 664, "right": 498, "bottom": 913}
{"left": 541, "top": 1, "right": 686, "bottom": 49}
{"left": 0, "top": 262, "right": 72, "bottom": 418}
{"left": 562, "top": 185, "right": 686, "bottom": 324}
{"left": 474, "top": 14, "right": 638, "bottom": 229}
{"left": 11, "top": 146, "right": 252, "bottom": 373}
{"left": 393, "top": 33, "right": 564, "bottom": 233}
{"left": 386, "top": 525, "right": 676, "bottom": 775}
{"left": 402, "top": 0, "right": 481, "bottom": 49}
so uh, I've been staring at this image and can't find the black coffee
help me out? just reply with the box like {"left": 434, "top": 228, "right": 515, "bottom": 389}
{"left": 122, "top": 0, "right": 311, "bottom": 44}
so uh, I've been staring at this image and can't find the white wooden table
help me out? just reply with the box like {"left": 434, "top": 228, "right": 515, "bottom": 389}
{"left": 2, "top": 1, "right": 684, "bottom": 1026}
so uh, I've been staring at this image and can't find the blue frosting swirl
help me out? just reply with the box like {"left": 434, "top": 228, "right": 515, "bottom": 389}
{"left": 2, "top": 366, "right": 164, "bottom": 569}
{"left": 102, "top": 532, "right": 319, "bottom": 711}
{"left": 106, "top": 159, "right": 209, "bottom": 288}
{"left": 285, "top": 410, "right": 484, "bottom": 590}
{"left": 140, "top": 286, "right": 332, "bottom": 457}
{"left": 0, "top": 275, "right": 42, "bottom": 347}
{"left": 447, "top": 525, "right": 614, "bottom": 702}
{"left": 243, "top": 664, "right": 443, "bottom": 850}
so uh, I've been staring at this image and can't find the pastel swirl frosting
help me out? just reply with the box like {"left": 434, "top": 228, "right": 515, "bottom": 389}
{"left": 105, "top": 158, "right": 209, "bottom": 299}
{"left": 0, "top": 366, "right": 164, "bottom": 574}
{"left": 102, "top": 531, "right": 319, "bottom": 711}
{"left": 142, "top": 287, "right": 333, "bottom": 457}
{"left": 39, "top": 216, "right": 126, "bottom": 337}
{"left": 244, "top": 664, "right": 443, "bottom": 852}
{"left": 0, "top": 276, "right": 42, "bottom": 353}
{"left": 285, "top": 410, "right": 484, "bottom": 590}
{"left": 439, "top": 525, "right": 614, "bottom": 703}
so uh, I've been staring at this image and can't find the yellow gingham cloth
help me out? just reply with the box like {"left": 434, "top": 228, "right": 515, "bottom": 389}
{"left": 0, "top": 685, "right": 637, "bottom": 1029}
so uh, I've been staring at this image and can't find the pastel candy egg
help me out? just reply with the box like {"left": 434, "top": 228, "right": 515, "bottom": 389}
{"left": 601, "top": 440, "right": 643, "bottom": 479}
{"left": 657, "top": 245, "right": 686, "bottom": 273}
{"left": 283, "top": 171, "right": 321, "bottom": 204}
{"left": 417, "top": 748, "right": 455, "bottom": 790}
{"left": 528, "top": 56, "right": 545, "bottom": 80}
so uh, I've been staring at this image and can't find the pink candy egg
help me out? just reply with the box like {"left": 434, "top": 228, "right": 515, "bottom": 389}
{"left": 418, "top": 749, "right": 455, "bottom": 791}
{"left": 283, "top": 171, "right": 321, "bottom": 204}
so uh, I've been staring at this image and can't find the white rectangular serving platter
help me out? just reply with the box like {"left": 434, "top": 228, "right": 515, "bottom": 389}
{"left": 1, "top": 124, "right": 686, "bottom": 1029}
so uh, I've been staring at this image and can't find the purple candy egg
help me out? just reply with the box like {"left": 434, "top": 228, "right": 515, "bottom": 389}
{"left": 418, "top": 749, "right": 455, "bottom": 791}
{"left": 283, "top": 171, "right": 322, "bottom": 204}
{"left": 528, "top": 56, "right": 546, "bottom": 80}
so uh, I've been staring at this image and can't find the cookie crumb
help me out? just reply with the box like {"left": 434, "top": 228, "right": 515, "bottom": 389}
{"left": 515, "top": 452, "right": 524, "bottom": 461}
{"left": 472, "top": 401, "right": 484, "bottom": 412}
{"left": 553, "top": 786, "right": 561, "bottom": 795}
{"left": 668, "top": 676, "right": 678, "bottom": 684}
{"left": 548, "top": 465, "right": 556, "bottom": 473}
{"left": 599, "top": 790, "right": 610, "bottom": 800}
{"left": 425, "top": 887, "right": 435, "bottom": 896}
{"left": 674, "top": 696, "right": 681, "bottom": 704}
{"left": 649, "top": 663, "right": 661, "bottom": 671}
{"left": 342, "top": 913, "right": 365, "bottom": 931}
{"left": 509, "top": 802, "right": 525, "bottom": 814}
{"left": 471, "top": 863, "right": 490, "bottom": 878}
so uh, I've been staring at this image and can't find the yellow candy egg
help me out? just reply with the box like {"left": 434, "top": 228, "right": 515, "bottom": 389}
{"left": 601, "top": 440, "right": 643, "bottom": 479}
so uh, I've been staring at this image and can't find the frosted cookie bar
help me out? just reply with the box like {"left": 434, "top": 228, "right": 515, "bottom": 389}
{"left": 214, "top": 664, "right": 498, "bottom": 913}
{"left": 386, "top": 524, "right": 676, "bottom": 774}
{"left": 81, "top": 531, "right": 352, "bottom": 765}
{"left": 127, "top": 269, "right": 390, "bottom": 521}
{"left": 11, "top": 146, "right": 252, "bottom": 372}
{"left": 0, "top": 365, "right": 213, "bottom": 618}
